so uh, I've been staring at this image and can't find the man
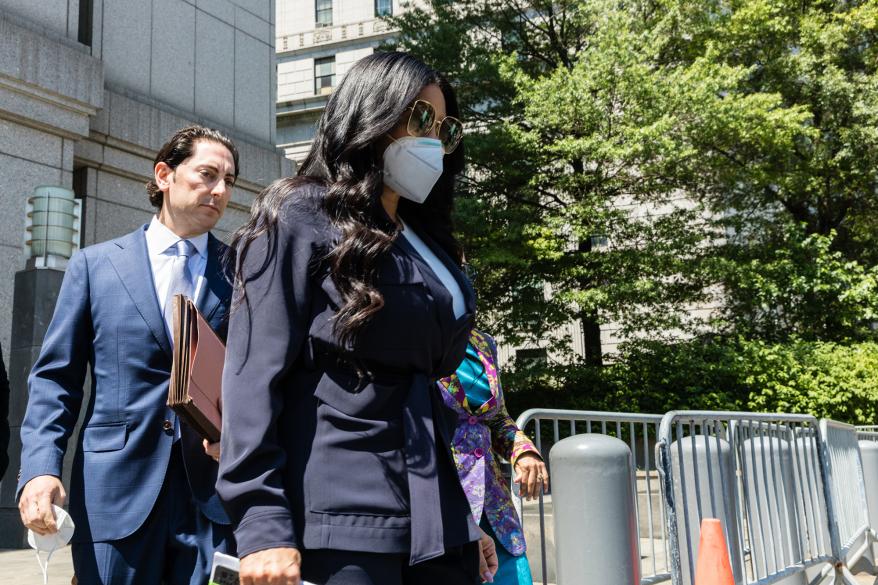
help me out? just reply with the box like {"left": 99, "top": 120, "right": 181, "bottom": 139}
{"left": 17, "top": 125, "right": 239, "bottom": 584}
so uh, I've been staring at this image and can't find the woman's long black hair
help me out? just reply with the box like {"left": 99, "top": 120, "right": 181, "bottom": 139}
{"left": 230, "top": 51, "right": 465, "bottom": 348}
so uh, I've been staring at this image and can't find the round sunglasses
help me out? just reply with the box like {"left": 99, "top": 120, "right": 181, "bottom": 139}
{"left": 404, "top": 99, "right": 464, "bottom": 154}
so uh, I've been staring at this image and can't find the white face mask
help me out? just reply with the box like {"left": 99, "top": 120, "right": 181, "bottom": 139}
{"left": 383, "top": 137, "right": 444, "bottom": 204}
{"left": 28, "top": 504, "right": 74, "bottom": 585}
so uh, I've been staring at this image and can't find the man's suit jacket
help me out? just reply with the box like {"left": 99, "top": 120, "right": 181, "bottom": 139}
{"left": 18, "top": 225, "right": 233, "bottom": 543}
{"left": 0, "top": 342, "right": 9, "bottom": 481}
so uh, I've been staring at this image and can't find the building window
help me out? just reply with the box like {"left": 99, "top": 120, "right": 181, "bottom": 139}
{"left": 578, "top": 234, "right": 609, "bottom": 252}
{"left": 515, "top": 347, "right": 547, "bottom": 368}
{"left": 314, "top": 57, "right": 336, "bottom": 95}
{"left": 375, "top": 0, "right": 392, "bottom": 17}
{"left": 78, "top": 0, "right": 93, "bottom": 46}
{"left": 316, "top": 0, "right": 333, "bottom": 27}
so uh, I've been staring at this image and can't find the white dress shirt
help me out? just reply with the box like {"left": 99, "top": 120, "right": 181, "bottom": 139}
{"left": 145, "top": 215, "right": 209, "bottom": 337}
{"left": 400, "top": 219, "right": 465, "bottom": 319}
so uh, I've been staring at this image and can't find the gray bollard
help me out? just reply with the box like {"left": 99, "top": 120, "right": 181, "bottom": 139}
{"left": 549, "top": 434, "right": 640, "bottom": 585}
{"left": 670, "top": 435, "right": 744, "bottom": 585}
{"left": 741, "top": 435, "right": 807, "bottom": 585}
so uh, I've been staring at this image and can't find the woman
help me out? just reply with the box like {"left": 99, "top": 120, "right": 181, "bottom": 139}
{"left": 438, "top": 330, "right": 549, "bottom": 585}
{"left": 217, "top": 52, "right": 494, "bottom": 585}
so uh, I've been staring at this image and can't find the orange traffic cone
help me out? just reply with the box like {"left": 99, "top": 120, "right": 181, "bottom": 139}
{"left": 694, "top": 518, "right": 735, "bottom": 585}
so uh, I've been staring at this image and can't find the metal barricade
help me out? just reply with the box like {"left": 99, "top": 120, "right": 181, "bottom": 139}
{"left": 855, "top": 426, "right": 878, "bottom": 564}
{"left": 656, "top": 412, "right": 833, "bottom": 585}
{"left": 512, "top": 409, "right": 670, "bottom": 585}
{"left": 856, "top": 425, "right": 878, "bottom": 442}
{"left": 819, "top": 419, "right": 875, "bottom": 580}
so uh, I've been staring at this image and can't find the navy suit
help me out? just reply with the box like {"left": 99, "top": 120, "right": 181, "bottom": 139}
{"left": 218, "top": 183, "right": 481, "bottom": 582}
{"left": 18, "top": 225, "right": 233, "bottom": 583}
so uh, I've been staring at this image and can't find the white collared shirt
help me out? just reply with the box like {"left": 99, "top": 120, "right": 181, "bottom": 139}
{"left": 399, "top": 219, "right": 465, "bottom": 319}
{"left": 145, "top": 215, "right": 209, "bottom": 336}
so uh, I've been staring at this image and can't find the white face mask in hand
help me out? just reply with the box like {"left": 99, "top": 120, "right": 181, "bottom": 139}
{"left": 28, "top": 504, "right": 74, "bottom": 585}
{"left": 383, "top": 137, "right": 444, "bottom": 204}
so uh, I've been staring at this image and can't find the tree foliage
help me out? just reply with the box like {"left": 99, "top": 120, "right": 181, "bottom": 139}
{"left": 503, "top": 338, "right": 878, "bottom": 424}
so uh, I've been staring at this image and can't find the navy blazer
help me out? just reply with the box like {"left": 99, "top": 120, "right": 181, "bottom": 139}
{"left": 217, "top": 183, "right": 480, "bottom": 562}
{"left": 18, "top": 225, "right": 233, "bottom": 543}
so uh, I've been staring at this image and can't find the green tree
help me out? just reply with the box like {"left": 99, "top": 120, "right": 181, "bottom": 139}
{"left": 664, "top": 0, "right": 878, "bottom": 344}
{"left": 712, "top": 225, "right": 878, "bottom": 341}
{"left": 660, "top": 0, "right": 878, "bottom": 262}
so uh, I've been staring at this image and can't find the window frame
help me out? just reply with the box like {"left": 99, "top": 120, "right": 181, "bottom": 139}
{"left": 515, "top": 347, "right": 548, "bottom": 368}
{"left": 374, "top": 0, "right": 392, "bottom": 17}
{"left": 314, "top": 56, "right": 336, "bottom": 95}
{"left": 315, "top": 0, "right": 333, "bottom": 27}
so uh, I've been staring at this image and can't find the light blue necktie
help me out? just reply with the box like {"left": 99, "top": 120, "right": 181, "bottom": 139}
{"left": 164, "top": 239, "right": 195, "bottom": 442}
{"left": 163, "top": 239, "right": 195, "bottom": 335}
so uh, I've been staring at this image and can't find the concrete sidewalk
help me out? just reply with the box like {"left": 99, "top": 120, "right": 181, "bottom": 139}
{"left": 0, "top": 545, "right": 876, "bottom": 585}
{"left": 0, "top": 546, "right": 74, "bottom": 585}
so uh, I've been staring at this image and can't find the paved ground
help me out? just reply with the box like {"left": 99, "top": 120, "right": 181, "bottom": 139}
{"left": 0, "top": 544, "right": 875, "bottom": 585}
{"left": 0, "top": 546, "right": 74, "bottom": 585}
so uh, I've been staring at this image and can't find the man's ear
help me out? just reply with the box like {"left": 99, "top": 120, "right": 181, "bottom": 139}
{"left": 155, "top": 161, "right": 174, "bottom": 192}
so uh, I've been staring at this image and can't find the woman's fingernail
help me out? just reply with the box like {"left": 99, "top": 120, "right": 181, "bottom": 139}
{"left": 482, "top": 571, "right": 494, "bottom": 582}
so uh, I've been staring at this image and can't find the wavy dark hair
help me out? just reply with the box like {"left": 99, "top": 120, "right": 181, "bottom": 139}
{"left": 230, "top": 52, "right": 465, "bottom": 348}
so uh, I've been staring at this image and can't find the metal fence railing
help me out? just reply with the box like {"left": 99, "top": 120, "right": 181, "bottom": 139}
{"left": 512, "top": 409, "right": 670, "bottom": 585}
{"left": 655, "top": 412, "right": 833, "bottom": 585}
{"left": 855, "top": 425, "right": 878, "bottom": 441}
{"left": 505, "top": 410, "right": 878, "bottom": 585}
{"left": 819, "top": 420, "right": 875, "bottom": 579}
{"left": 855, "top": 425, "right": 878, "bottom": 567}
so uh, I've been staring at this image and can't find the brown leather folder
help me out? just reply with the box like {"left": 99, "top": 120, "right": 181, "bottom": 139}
{"left": 168, "top": 294, "right": 224, "bottom": 443}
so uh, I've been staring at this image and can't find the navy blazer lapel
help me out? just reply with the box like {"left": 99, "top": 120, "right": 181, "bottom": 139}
{"left": 393, "top": 234, "right": 455, "bottom": 315}
{"left": 108, "top": 226, "right": 173, "bottom": 359}
{"left": 196, "top": 233, "right": 231, "bottom": 325}
{"left": 394, "top": 222, "right": 476, "bottom": 321}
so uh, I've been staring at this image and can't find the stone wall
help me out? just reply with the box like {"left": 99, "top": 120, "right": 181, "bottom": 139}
{"left": 0, "top": 13, "right": 104, "bottom": 365}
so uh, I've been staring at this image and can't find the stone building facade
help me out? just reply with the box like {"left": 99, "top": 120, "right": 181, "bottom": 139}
{"left": 276, "top": 0, "right": 401, "bottom": 163}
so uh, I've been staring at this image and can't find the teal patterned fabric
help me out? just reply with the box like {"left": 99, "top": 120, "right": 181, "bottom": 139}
{"left": 481, "top": 515, "right": 534, "bottom": 585}
{"left": 459, "top": 344, "right": 492, "bottom": 408}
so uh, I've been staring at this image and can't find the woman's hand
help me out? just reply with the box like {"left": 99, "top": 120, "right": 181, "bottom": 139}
{"left": 240, "top": 547, "right": 302, "bottom": 585}
{"left": 478, "top": 528, "right": 498, "bottom": 583}
{"left": 203, "top": 439, "right": 220, "bottom": 462}
{"left": 513, "top": 452, "right": 549, "bottom": 500}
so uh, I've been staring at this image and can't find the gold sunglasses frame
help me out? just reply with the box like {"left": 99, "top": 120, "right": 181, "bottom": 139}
{"left": 405, "top": 99, "right": 463, "bottom": 154}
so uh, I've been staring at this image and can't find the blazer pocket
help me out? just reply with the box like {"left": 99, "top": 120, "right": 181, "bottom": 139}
{"left": 82, "top": 423, "right": 127, "bottom": 452}
{"left": 313, "top": 370, "right": 408, "bottom": 421}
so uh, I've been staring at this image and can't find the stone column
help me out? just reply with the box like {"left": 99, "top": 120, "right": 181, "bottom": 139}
{"left": 0, "top": 267, "right": 67, "bottom": 547}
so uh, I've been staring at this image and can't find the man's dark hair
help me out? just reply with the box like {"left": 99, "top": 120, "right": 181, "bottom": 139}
{"left": 146, "top": 125, "right": 240, "bottom": 209}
